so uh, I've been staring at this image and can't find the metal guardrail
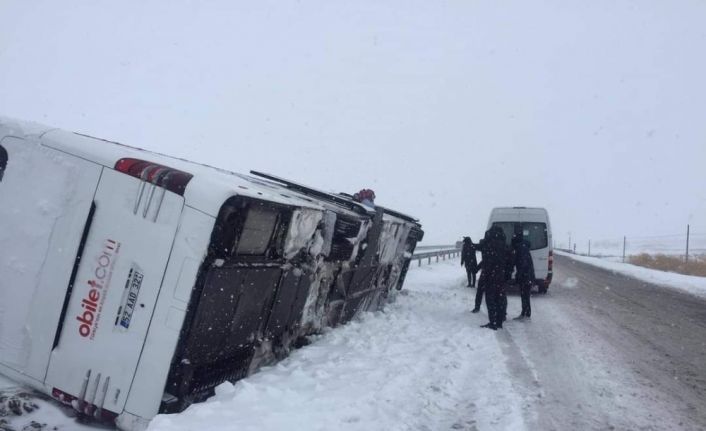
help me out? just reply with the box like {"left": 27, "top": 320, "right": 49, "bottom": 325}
{"left": 412, "top": 246, "right": 461, "bottom": 267}
{"left": 414, "top": 244, "right": 457, "bottom": 251}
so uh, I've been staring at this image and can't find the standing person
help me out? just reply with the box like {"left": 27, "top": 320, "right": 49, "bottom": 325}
{"left": 0, "top": 144, "right": 7, "bottom": 182}
{"left": 500, "top": 237, "right": 515, "bottom": 324}
{"left": 475, "top": 227, "right": 508, "bottom": 329}
{"left": 512, "top": 235, "right": 535, "bottom": 319}
{"left": 471, "top": 231, "right": 490, "bottom": 313}
{"left": 460, "top": 237, "right": 478, "bottom": 288}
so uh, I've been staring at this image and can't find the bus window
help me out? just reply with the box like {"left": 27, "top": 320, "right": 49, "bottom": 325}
{"left": 328, "top": 216, "right": 362, "bottom": 261}
{"left": 235, "top": 205, "right": 279, "bottom": 255}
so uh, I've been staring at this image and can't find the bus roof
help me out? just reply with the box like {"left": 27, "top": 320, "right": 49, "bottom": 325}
{"left": 1, "top": 117, "right": 420, "bottom": 222}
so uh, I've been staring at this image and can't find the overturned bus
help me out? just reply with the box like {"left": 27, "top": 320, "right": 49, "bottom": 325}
{"left": 0, "top": 118, "right": 423, "bottom": 430}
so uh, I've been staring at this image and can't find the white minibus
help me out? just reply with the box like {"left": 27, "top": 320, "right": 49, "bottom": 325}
{"left": 486, "top": 207, "right": 553, "bottom": 293}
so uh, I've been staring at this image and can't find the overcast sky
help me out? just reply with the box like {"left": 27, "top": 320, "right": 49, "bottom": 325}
{"left": 1, "top": 0, "right": 704, "bottom": 245}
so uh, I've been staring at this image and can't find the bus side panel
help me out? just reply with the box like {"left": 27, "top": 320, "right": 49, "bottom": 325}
{"left": 45, "top": 168, "right": 184, "bottom": 415}
{"left": 264, "top": 270, "right": 305, "bottom": 342}
{"left": 0, "top": 136, "right": 101, "bottom": 384}
{"left": 121, "top": 207, "right": 214, "bottom": 420}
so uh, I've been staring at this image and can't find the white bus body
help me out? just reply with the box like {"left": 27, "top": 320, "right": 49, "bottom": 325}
{"left": 486, "top": 207, "right": 553, "bottom": 292}
{"left": 0, "top": 118, "right": 423, "bottom": 430}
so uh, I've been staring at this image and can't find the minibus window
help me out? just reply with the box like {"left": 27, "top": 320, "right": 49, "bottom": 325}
{"left": 491, "top": 222, "right": 516, "bottom": 246}
{"left": 523, "top": 222, "right": 548, "bottom": 250}
{"left": 235, "top": 206, "right": 279, "bottom": 255}
{"left": 491, "top": 222, "right": 547, "bottom": 250}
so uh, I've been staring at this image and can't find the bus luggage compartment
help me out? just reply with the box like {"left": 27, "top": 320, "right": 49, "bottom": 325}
{"left": 172, "top": 265, "right": 282, "bottom": 398}
{"left": 163, "top": 196, "right": 301, "bottom": 405}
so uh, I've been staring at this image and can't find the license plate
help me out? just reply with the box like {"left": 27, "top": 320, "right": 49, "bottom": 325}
{"left": 116, "top": 264, "right": 144, "bottom": 331}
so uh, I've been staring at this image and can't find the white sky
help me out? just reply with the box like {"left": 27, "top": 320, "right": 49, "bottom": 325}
{"left": 1, "top": 0, "right": 704, "bottom": 244}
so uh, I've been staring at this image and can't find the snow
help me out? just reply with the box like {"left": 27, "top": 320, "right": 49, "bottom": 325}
{"left": 581, "top": 235, "right": 706, "bottom": 258}
{"left": 0, "top": 136, "right": 88, "bottom": 371}
{"left": 147, "top": 259, "right": 526, "bottom": 431}
{"left": 377, "top": 221, "right": 406, "bottom": 264}
{"left": 557, "top": 250, "right": 706, "bottom": 299}
{"left": 283, "top": 209, "right": 323, "bottom": 259}
{"left": 0, "top": 375, "right": 96, "bottom": 431}
{"left": 560, "top": 277, "right": 579, "bottom": 289}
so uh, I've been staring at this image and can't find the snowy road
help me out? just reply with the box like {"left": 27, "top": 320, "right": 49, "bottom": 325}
{"left": 3, "top": 256, "right": 706, "bottom": 430}
{"left": 521, "top": 254, "right": 706, "bottom": 430}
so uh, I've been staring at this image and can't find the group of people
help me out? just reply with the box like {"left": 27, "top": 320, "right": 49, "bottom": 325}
{"left": 460, "top": 226, "right": 535, "bottom": 330}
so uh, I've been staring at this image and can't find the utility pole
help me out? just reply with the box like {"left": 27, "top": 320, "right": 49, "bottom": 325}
{"left": 686, "top": 224, "right": 690, "bottom": 264}
{"left": 622, "top": 236, "right": 626, "bottom": 263}
{"left": 588, "top": 240, "right": 591, "bottom": 257}
{"left": 568, "top": 232, "right": 571, "bottom": 252}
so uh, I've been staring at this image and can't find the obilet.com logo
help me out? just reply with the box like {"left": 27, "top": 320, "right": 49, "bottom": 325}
{"left": 76, "top": 239, "right": 120, "bottom": 339}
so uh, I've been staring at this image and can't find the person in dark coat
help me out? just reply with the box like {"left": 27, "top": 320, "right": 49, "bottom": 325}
{"left": 471, "top": 231, "right": 490, "bottom": 313}
{"left": 0, "top": 144, "right": 7, "bottom": 182}
{"left": 474, "top": 227, "right": 508, "bottom": 329}
{"left": 500, "top": 239, "right": 514, "bottom": 324}
{"left": 460, "top": 237, "right": 478, "bottom": 288}
{"left": 512, "top": 235, "right": 536, "bottom": 319}
{"left": 471, "top": 263, "right": 484, "bottom": 313}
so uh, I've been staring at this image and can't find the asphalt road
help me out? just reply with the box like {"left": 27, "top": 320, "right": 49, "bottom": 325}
{"left": 498, "top": 254, "right": 706, "bottom": 431}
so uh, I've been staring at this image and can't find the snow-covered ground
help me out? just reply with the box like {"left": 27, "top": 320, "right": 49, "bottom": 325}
{"left": 557, "top": 250, "right": 706, "bottom": 300}
{"left": 148, "top": 260, "right": 524, "bottom": 431}
{"left": 579, "top": 235, "right": 706, "bottom": 258}
{"left": 0, "top": 374, "right": 97, "bottom": 431}
{"left": 4, "top": 256, "right": 704, "bottom": 430}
